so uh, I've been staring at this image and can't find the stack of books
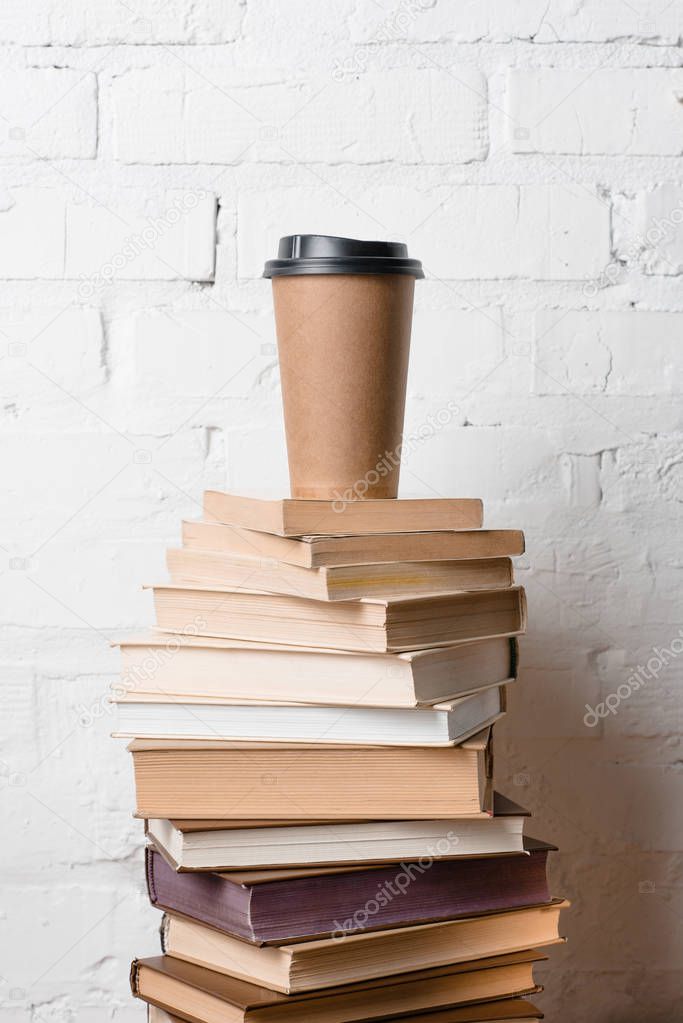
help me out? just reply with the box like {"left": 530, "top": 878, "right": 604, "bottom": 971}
{"left": 116, "top": 491, "right": 566, "bottom": 1022}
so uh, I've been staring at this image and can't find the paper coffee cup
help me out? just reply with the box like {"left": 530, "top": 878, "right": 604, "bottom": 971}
{"left": 264, "top": 235, "right": 423, "bottom": 502}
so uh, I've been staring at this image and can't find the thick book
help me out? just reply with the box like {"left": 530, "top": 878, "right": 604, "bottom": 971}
{"left": 151, "top": 585, "right": 527, "bottom": 653}
{"left": 145, "top": 841, "right": 553, "bottom": 944}
{"left": 114, "top": 685, "right": 505, "bottom": 747}
{"left": 132, "top": 950, "right": 546, "bottom": 1021}
{"left": 183, "top": 520, "right": 525, "bottom": 568}
{"left": 129, "top": 731, "right": 493, "bottom": 820}
{"left": 161, "top": 902, "right": 565, "bottom": 992}
{"left": 146, "top": 793, "right": 528, "bottom": 871}
{"left": 117, "top": 634, "right": 518, "bottom": 708}
{"left": 203, "top": 491, "right": 484, "bottom": 537}
{"left": 167, "top": 547, "right": 514, "bottom": 601}
{"left": 146, "top": 998, "right": 544, "bottom": 1023}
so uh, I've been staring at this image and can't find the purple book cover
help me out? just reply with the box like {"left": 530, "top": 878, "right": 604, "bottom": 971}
{"left": 146, "top": 843, "right": 551, "bottom": 945}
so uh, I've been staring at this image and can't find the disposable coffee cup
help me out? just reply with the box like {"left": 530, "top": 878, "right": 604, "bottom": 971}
{"left": 264, "top": 235, "right": 423, "bottom": 502}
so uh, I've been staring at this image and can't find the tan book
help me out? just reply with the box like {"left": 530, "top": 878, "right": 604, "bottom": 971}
{"left": 147, "top": 998, "right": 544, "bottom": 1023}
{"left": 151, "top": 585, "right": 526, "bottom": 653}
{"left": 182, "top": 520, "right": 525, "bottom": 568}
{"left": 161, "top": 901, "right": 565, "bottom": 992}
{"left": 128, "top": 731, "right": 493, "bottom": 820}
{"left": 203, "top": 491, "right": 483, "bottom": 537}
{"left": 117, "top": 634, "right": 518, "bottom": 708}
{"left": 132, "top": 950, "right": 545, "bottom": 1022}
{"left": 166, "top": 548, "right": 513, "bottom": 602}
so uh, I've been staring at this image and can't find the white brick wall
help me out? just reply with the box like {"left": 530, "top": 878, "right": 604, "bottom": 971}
{"left": 2, "top": 3, "right": 682, "bottom": 1019}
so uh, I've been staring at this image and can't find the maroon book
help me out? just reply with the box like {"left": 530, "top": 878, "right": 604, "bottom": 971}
{"left": 146, "top": 840, "right": 553, "bottom": 945}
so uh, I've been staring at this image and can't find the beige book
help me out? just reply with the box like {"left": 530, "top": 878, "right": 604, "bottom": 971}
{"left": 182, "top": 520, "right": 525, "bottom": 568}
{"left": 203, "top": 492, "right": 483, "bottom": 537}
{"left": 117, "top": 633, "right": 518, "bottom": 708}
{"left": 151, "top": 585, "right": 527, "bottom": 653}
{"left": 166, "top": 548, "right": 513, "bottom": 602}
{"left": 133, "top": 950, "right": 546, "bottom": 1023}
{"left": 129, "top": 731, "right": 492, "bottom": 820}
{"left": 161, "top": 901, "right": 566, "bottom": 993}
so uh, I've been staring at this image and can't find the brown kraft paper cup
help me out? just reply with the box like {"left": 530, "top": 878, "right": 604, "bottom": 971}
{"left": 272, "top": 272, "right": 416, "bottom": 501}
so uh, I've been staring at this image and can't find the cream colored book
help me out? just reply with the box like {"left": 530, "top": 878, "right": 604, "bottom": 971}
{"left": 113, "top": 685, "right": 506, "bottom": 747}
{"left": 151, "top": 585, "right": 527, "bottom": 653}
{"left": 182, "top": 520, "right": 525, "bottom": 568}
{"left": 161, "top": 901, "right": 566, "bottom": 993}
{"left": 145, "top": 797, "right": 527, "bottom": 870}
{"left": 203, "top": 492, "right": 484, "bottom": 537}
{"left": 117, "top": 633, "right": 518, "bottom": 708}
{"left": 166, "top": 548, "right": 513, "bottom": 601}
{"left": 129, "top": 731, "right": 492, "bottom": 820}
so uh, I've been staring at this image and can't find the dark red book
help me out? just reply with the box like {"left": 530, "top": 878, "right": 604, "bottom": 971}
{"left": 146, "top": 839, "right": 553, "bottom": 945}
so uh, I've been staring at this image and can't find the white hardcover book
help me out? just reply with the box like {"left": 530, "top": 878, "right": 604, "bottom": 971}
{"left": 147, "top": 812, "right": 526, "bottom": 871}
{"left": 113, "top": 685, "right": 505, "bottom": 747}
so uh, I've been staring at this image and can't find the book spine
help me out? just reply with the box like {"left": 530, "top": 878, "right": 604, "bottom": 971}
{"left": 129, "top": 959, "right": 142, "bottom": 996}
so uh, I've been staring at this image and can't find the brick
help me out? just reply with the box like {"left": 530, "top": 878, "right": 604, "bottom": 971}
{"left": 0, "top": 0, "right": 242, "bottom": 44}
{"left": 536, "top": 0, "right": 683, "bottom": 43}
{"left": 66, "top": 189, "right": 217, "bottom": 282}
{"left": 244, "top": 0, "right": 356, "bottom": 61}
{"left": 130, "top": 309, "right": 276, "bottom": 398}
{"left": 407, "top": 307, "right": 506, "bottom": 398}
{"left": 0, "top": 188, "right": 66, "bottom": 278}
{"left": 615, "top": 185, "right": 683, "bottom": 275}
{"left": 0, "top": 70, "right": 96, "bottom": 159}
{"left": 348, "top": 0, "right": 548, "bottom": 44}
{"left": 400, "top": 425, "right": 565, "bottom": 504}
{"left": 352, "top": 0, "right": 681, "bottom": 44}
{"left": 508, "top": 69, "right": 683, "bottom": 155}
{"left": 0, "top": 308, "right": 105, "bottom": 404}
{"left": 533, "top": 310, "right": 683, "bottom": 395}
{"left": 226, "top": 424, "right": 290, "bottom": 494}
{"left": 238, "top": 184, "right": 610, "bottom": 280}
{"left": 0, "top": 188, "right": 216, "bottom": 281}
{"left": 112, "top": 67, "right": 488, "bottom": 165}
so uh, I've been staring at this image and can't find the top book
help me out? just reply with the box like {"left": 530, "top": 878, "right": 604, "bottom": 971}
{"left": 203, "top": 492, "right": 483, "bottom": 537}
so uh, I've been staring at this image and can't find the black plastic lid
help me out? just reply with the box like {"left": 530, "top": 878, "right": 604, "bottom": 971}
{"left": 263, "top": 234, "right": 424, "bottom": 278}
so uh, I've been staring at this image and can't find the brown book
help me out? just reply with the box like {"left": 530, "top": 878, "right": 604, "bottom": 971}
{"left": 132, "top": 950, "right": 545, "bottom": 1022}
{"left": 129, "top": 731, "right": 492, "bottom": 821}
{"left": 166, "top": 547, "right": 514, "bottom": 601}
{"left": 118, "top": 634, "right": 518, "bottom": 708}
{"left": 161, "top": 902, "right": 565, "bottom": 992}
{"left": 147, "top": 998, "right": 544, "bottom": 1022}
{"left": 203, "top": 491, "right": 484, "bottom": 537}
{"left": 151, "top": 585, "right": 526, "bottom": 653}
{"left": 182, "top": 520, "right": 525, "bottom": 568}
